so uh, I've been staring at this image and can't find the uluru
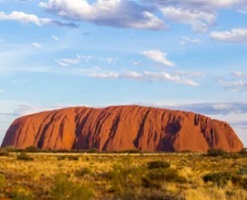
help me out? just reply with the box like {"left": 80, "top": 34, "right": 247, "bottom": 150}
{"left": 1, "top": 105, "right": 243, "bottom": 152}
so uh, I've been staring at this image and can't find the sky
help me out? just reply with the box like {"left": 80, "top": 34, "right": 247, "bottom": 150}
{"left": 0, "top": 0, "right": 247, "bottom": 146}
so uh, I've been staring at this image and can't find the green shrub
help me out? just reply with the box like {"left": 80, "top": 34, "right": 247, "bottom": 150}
{"left": 203, "top": 172, "right": 238, "bottom": 187}
{"left": 142, "top": 166, "right": 186, "bottom": 189}
{"left": 17, "top": 153, "right": 32, "bottom": 160}
{"left": 207, "top": 149, "right": 226, "bottom": 157}
{"left": 11, "top": 187, "right": 34, "bottom": 200}
{"left": 57, "top": 156, "right": 66, "bottom": 161}
{"left": 2, "top": 146, "right": 17, "bottom": 152}
{"left": 146, "top": 168, "right": 185, "bottom": 183}
{"left": 141, "top": 176, "right": 161, "bottom": 189}
{"left": 0, "top": 174, "right": 6, "bottom": 190}
{"left": 57, "top": 156, "right": 79, "bottom": 161}
{"left": 74, "top": 167, "right": 91, "bottom": 177}
{"left": 236, "top": 178, "right": 247, "bottom": 189}
{"left": 67, "top": 156, "right": 79, "bottom": 161}
{"left": 147, "top": 160, "right": 170, "bottom": 169}
{"left": 238, "top": 166, "right": 247, "bottom": 175}
{"left": 50, "top": 173, "right": 93, "bottom": 200}
{"left": 85, "top": 148, "right": 98, "bottom": 153}
{"left": 106, "top": 163, "right": 144, "bottom": 200}
{"left": 238, "top": 148, "right": 247, "bottom": 156}
{"left": 0, "top": 151, "right": 9, "bottom": 157}
{"left": 138, "top": 189, "right": 183, "bottom": 200}
{"left": 17, "top": 153, "right": 34, "bottom": 161}
{"left": 203, "top": 171, "right": 247, "bottom": 189}
{"left": 24, "top": 146, "right": 40, "bottom": 152}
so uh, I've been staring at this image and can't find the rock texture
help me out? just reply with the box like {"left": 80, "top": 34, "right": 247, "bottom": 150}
{"left": 1, "top": 105, "right": 243, "bottom": 152}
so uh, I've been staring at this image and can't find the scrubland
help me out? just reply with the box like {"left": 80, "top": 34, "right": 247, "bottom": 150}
{"left": 0, "top": 148, "right": 247, "bottom": 200}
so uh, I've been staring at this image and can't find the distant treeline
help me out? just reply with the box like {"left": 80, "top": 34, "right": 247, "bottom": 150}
{"left": 1, "top": 145, "right": 247, "bottom": 156}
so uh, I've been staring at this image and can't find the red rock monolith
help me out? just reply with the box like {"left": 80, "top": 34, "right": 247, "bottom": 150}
{"left": 1, "top": 105, "right": 243, "bottom": 152}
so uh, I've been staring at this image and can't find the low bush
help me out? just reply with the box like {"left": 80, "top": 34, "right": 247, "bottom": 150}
{"left": 106, "top": 163, "right": 144, "bottom": 200}
{"left": 239, "top": 148, "right": 247, "bottom": 156}
{"left": 203, "top": 172, "right": 238, "bottom": 187}
{"left": 85, "top": 148, "right": 98, "bottom": 153}
{"left": 17, "top": 153, "right": 34, "bottom": 161}
{"left": 2, "top": 146, "right": 16, "bottom": 152}
{"left": 0, "top": 174, "right": 6, "bottom": 190}
{"left": 57, "top": 156, "right": 66, "bottom": 161}
{"left": 57, "top": 156, "right": 79, "bottom": 161}
{"left": 207, "top": 149, "right": 226, "bottom": 157}
{"left": 138, "top": 189, "right": 184, "bottom": 200}
{"left": 238, "top": 166, "right": 247, "bottom": 175}
{"left": 50, "top": 173, "right": 93, "bottom": 200}
{"left": 67, "top": 156, "right": 79, "bottom": 161}
{"left": 74, "top": 167, "right": 91, "bottom": 177}
{"left": 11, "top": 186, "right": 34, "bottom": 200}
{"left": 236, "top": 178, "right": 247, "bottom": 189}
{"left": 203, "top": 171, "right": 247, "bottom": 190}
{"left": 0, "top": 151, "right": 9, "bottom": 157}
{"left": 24, "top": 146, "right": 40, "bottom": 152}
{"left": 142, "top": 168, "right": 186, "bottom": 188}
{"left": 141, "top": 176, "right": 161, "bottom": 189}
{"left": 147, "top": 160, "right": 170, "bottom": 169}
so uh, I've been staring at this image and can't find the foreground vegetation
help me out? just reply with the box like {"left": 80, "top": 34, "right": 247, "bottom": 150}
{"left": 1, "top": 148, "right": 247, "bottom": 199}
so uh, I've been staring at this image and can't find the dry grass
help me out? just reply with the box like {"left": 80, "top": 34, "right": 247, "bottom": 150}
{"left": 0, "top": 152, "right": 247, "bottom": 199}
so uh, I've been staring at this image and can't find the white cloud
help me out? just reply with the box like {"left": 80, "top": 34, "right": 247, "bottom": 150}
{"left": 145, "top": 0, "right": 247, "bottom": 32}
{"left": 55, "top": 56, "right": 81, "bottom": 67}
{"left": 90, "top": 70, "right": 199, "bottom": 86}
{"left": 39, "top": 0, "right": 167, "bottom": 30}
{"left": 151, "top": 101, "right": 247, "bottom": 116}
{"left": 144, "top": 71, "right": 199, "bottom": 86}
{"left": 161, "top": 7, "right": 216, "bottom": 32}
{"left": 176, "top": 70, "right": 205, "bottom": 77}
{"left": 0, "top": 102, "right": 64, "bottom": 119}
{"left": 80, "top": 55, "right": 93, "bottom": 62}
{"left": 98, "top": 56, "right": 116, "bottom": 64}
{"left": 206, "top": 0, "right": 247, "bottom": 8}
{"left": 140, "top": 49, "right": 175, "bottom": 67}
{"left": 210, "top": 28, "right": 247, "bottom": 44}
{"left": 152, "top": 0, "right": 247, "bottom": 11}
{"left": 238, "top": 7, "right": 247, "bottom": 14}
{"left": 0, "top": 11, "right": 78, "bottom": 27}
{"left": 232, "top": 71, "right": 247, "bottom": 77}
{"left": 91, "top": 71, "right": 120, "bottom": 79}
{"left": 55, "top": 54, "right": 115, "bottom": 67}
{"left": 51, "top": 35, "right": 59, "bottom": 41}
{"left": 92, "top": 66, "right": 101, "bottom": 70}
{"left": 32, "top": 42, "right": 43, "bottom": 48}
{"left": 133, "top": 60, "right": 142, "bottom": 66}
{"left": 0, "top": 11, "right": 51, "bottom": 25}
{"left": 104, "top": 57, "right": 114, "bottom": 64}
{"left": 13, "top": 103, "right": 62, "bottom": 116}
{"left": 220, "top": 80, "right": 247, "bottom": 91}
{"left": 180, "top": 36, "right": 202, "bottom": 45}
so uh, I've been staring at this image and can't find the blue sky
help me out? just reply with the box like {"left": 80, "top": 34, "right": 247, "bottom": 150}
{"left": 1, "top": 0, "right": 247, "bottom": 146}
